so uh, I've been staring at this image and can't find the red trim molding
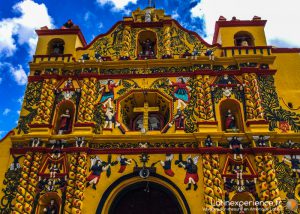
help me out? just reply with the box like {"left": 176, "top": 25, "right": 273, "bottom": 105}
{"left": 197, "top": 121, "right": 218, "bottom": 125}
{"left": 36, "top": 29, "right": 87, "bottom": 46}
{"left": 246, "top": 120, "right": 269, "bottom": 127}
{"left": 271, "top": 48, "right": 300, "bottom": 53}
{"left": 28, "top": 124, "right": 52, "bottom": 128}
{"left": 74, "top": 123, "right": 95, "bottom": 127}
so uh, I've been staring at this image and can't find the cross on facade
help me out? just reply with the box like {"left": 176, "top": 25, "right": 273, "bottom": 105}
{"left": 134, "top": 102, "right": 159, "bottom": 131}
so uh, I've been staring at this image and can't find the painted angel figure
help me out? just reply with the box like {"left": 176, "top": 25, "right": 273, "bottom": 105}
{"left": 31, "top": 137, "right": 41, "bottom": 147}
{"left": 86, "top": 156, "right": 110, "bottom": 190}
{"left": 169, "top": 77, "right": 191, "bottom": 110}
{"left": 160, "top": 154, "right": 175, "bottom": 177}
{"left": 75, "top": 137, "right": 85, "bottom": 147}
{"left": 253, "top": 135, "right": 270, "bottom": 147}
{"left": 117, "top": 155, "right": 132, "bottom": 173}
{"left": 99, "top": 80, "right": 121, "bottom": 109}
{"left": 228, "top": 136, "right": 243, "bottom": 160}
{"left": 179, "top": 156, "right": 199, "bottom": 191}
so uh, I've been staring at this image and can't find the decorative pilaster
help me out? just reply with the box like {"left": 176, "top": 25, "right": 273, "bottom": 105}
{"left": 121, "top": 25, "right": 131, "bottom": 58}
{"left": 13, "top": 152, "right": 43, "bottom": 214}
{"left": 197, "top": 75, "right": 214, "bottom": 121}
{"left": 77, "top": 78, "right": 97, "bottom": 123}
{"left": 34, "top": 78, "right": 57, "bottom": 124}
{"left": 202, "top": 154, "right": 224, "bottom": 214}
{"left": 64, "top": 153, "right": 87, "bottom": 214}
{"left": 255, "top": 155, "right": 283, "bottom": 213}
{"left": 163, "top": 25, "right": 171, "bottom": 56}
{"left": 243, "top": 73, "right": 264, "bottom": 120}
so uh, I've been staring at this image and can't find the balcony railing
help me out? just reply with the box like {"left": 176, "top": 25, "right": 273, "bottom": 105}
{"left": 222, "top": 46, "right": 272, "bottom": 57}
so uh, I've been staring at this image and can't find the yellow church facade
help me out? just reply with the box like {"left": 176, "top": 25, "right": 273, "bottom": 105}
{"left": 1, "top": 6, "right": 300, "bottom": 214}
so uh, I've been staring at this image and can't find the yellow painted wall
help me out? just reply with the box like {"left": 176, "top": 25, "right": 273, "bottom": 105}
{"left": 218, "top": 26, "right": 267, "bottom": 47}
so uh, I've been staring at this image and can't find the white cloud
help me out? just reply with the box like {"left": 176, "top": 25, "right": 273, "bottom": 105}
{"left": 191, "top": 0, "right": 300, "bottom": 47}
{"left": 171, "top": 10, "right": 180, "bottom": 19}
{"left": 3, "top": 108, "right": 11, "bottom": 116}
{"left": 98, "top": 22, "right": 104, "bottom": 30}
{"left": 17, "top": 110, "right": 21, "bottom": 115}
{"left": 10, "top": 64, "right": 28, "bottom": 85}
{"left": 0, "top": 0, "right": 54, "bottom": 57}
{"left": 96, "top": 0, "right": 137, "bottom": 11}
{"left": 18, "top": 96, "right": 24, "bottom": 105}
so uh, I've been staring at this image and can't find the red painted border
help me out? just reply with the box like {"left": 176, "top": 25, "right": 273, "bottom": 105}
{"left": 246, "top": 120, "right": 269, "bottom": 127}
{"left": 27, "top": 69, "right": 278, "bottom": 83}
{"left": 213, "top": 19, "right": 267, "bottom": 44}
{"left": 271, "top": 48, "right": 300, "bottom": 53}
{"left": 9, "top": 147, "right": 300, "bottom": 155}
{"left": 74, "top": 123, "right": 95, "bottom": 127}
{"left": 197, "top": 121, "right": 218, "bottom": 125}
{"left": 36, "top": 29, "right": 87, "bottom": 46}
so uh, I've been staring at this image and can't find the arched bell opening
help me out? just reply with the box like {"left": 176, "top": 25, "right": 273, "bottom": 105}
{"left": 234, "top": 31, "right": 255, "bottom": 47}
{"left": 137, "top": 30, "right": 157, "bottom": 59}
{"left": 47, "top": 38, "right": 65, "bottom": 55}
{"left": 35, "top": 192, "right": 61, "bottom": 214}
{"left": 52, "top": 100, "right": 75, "bottom": 135}
{"left": 230, "top": 192, "right": 257, "bottom": 214}
{"left": 219, "top": 99, "right": 245, "bottom": 132}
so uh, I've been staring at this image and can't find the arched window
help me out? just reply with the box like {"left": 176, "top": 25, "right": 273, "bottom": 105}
{"left": 219, "top": 99, "right": 244, "bottom": 132}
{"left": 48, "top": 38, "right": 65, "bottom": 55}
{"left": 234, "top": 31, "right": 255, "bottom": 47}
{"left": 231, "top": 192, "right": 257, "bottom": 214}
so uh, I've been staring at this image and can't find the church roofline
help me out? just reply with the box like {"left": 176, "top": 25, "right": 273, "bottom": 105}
{"left": 35, "top": 28, "right": 87, "bottom": 46}
{"left": 77, "top": 19, "right": 218, "bottom": 51}
{"left": 212, "top": 18, "right": 267, "bottom": 44}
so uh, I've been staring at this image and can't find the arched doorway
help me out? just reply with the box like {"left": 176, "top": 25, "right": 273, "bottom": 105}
{"left": 109, "top": 181, "right": 183, "bottom": 214}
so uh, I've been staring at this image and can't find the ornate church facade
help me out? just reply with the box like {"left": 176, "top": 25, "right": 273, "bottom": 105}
{"left": 1, "top": 6, "right": 300, "bottom": 214}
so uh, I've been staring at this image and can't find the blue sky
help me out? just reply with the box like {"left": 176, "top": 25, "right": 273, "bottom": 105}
{"left": 0, "top": 0, "right": 299, "bottom": 138}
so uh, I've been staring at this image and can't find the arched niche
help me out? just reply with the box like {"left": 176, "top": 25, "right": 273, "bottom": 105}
{"left": 48, "top": 38, "right": 65, "bottom": 55}
{"left": 219, "top": 99, "right": 244, "bottom": 132}
{"left": 230, "top": 192, "right": 257, "bottom": 214}
{"left": 137, "top": 30, "right": 157, "bottom": 59}
{"left": 35, "top": 192, "right": 61, "bottom": 214}
{"left": 53, "top": 100, "right": 75, "bottom": 135}
{"left": 234, "top": 31, "right": 255, "bottom": 47}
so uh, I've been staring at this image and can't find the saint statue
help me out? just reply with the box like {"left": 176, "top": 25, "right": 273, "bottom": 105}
{"left": 139, "top": 39, "right": 156, "bottom": 56}
{"left": 100, "top": 80, "right": 120, "bottom": 109}
{"left": 225, "top": 109, "right": 236, "bottom": 130}
{"left": 43, "top": 199, "right": 58, "bottom": 214}
{"left": 169, "top": 77, "right": 190, "bottom": 110}
{"left": 58, "top": 109, "right": 71, "bottom": 134}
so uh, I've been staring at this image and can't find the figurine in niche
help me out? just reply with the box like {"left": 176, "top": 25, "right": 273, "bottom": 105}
{"left": 75, "top": 137, "right": 85, "bottom": 147}
{"left": 104, "top": 107, "right": 116, "bottom": 129}
{"left": 86, "top": 157, "right": 110, "bottom": 190}
{"left": 79, "top": 53, "right": 90, "bottom": 63}
{"left": 148, "top": 115, "right": 160, "bottom": 130}
{"left": 139, "top": 39, "right": 156, "bottom": 57}
{"left": 191, "top": 48, "right": 199, "bottom": 60}
{"left": 169, "top": 77, "right": 190, "bottom": 110}
{"left": 43, "top": 199, "right": 58, "bottom": 214}
{"left": 52, "top": 42, "right": 64, "bottom": 55}
{"left": 233, "top": 164, "right": 244, "bottom": 192}
{"left": 117, "top": 155, "right": 132, "bottom": 173}
{"left": 204, "top": 135, "right": 214, "bottom": 147}
{"left": 178, "top": 156, "right": 199, "bottom": 191}
{"left": 145, "top": 9, "right": 152, "bottom": 22}
{"left": 253, "top": 135, "right": 270, "bottom": 147}
{"left": 160, "top": 154, "right": 175, "bottom": 177}
{"left": 49, "top": 139, "right": 66, "bottom": 149}
{"left": 228, "top": 136, "right": 243, "bottom": 160}
{"left": 10, "top": 154, "right": 23, "bottom": 171}
{"left": 94, "top": 52, "right": 103, "bottom": 62}
{"left": 205, "top": 48, "right": 214, "bottom": 60}
{"left": 49, "top": 163, "right": 60, "bottom": 178}
{"left": 100, "top": 80, "right": 120, "bottom": 109}
{"left": 58, "top": 109, "right": 71, "bottom": 135}
{"left": 225, "top": 109, "right": 237, "bottom": 131}
{"left": 31, "top": 137, "right": 41, "bottom": 147}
